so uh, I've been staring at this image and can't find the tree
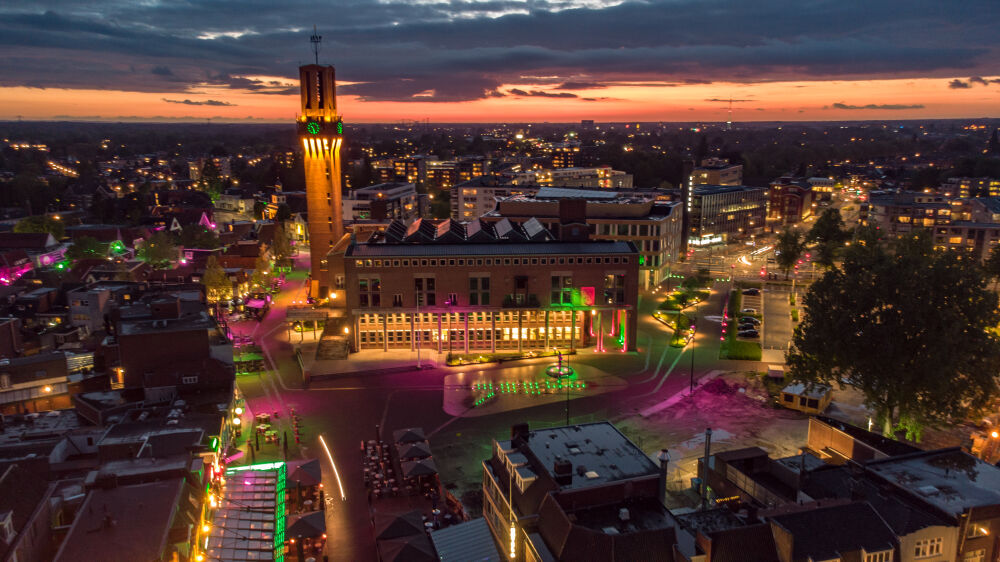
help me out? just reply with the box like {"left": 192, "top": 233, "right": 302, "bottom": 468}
{"left": 14, "top": 215, "right": 65, "bottom": 239}
{"left": 806, "top": 208, "right": 849, "bottom": 268}
{"left": 201, "top": 256, "right": 231, "bottom": 303}
{"left": 786, "top": 229, "right": 1000, "bottom": 439}
{"left": 137, "top": 231, "right": 177, "bottom": 269}
{"left": 775, "top": 228, "right": 806, "bottom": 279}
{"left": 985, "top": 245, "right": 1000, "bottom": 289}
{"left": 177, "top": 225, "right": 220, "bottom": 249}
{"left": 249, "top": 254, "right": 271, "bottom": 289}
{"left": 66, "top": 236, "right": 105, "bottom": 260}
{"left": 253, "top": 200, "right": 268, "bottom": 220}
{"left": 271, "top": 223, "right": 291, "bottom": 264}
{"left": 274, "top": 203, "right": 292, "bottom": 222}
{"left": 684, "top": 267, "right": 711, "bottom": 289}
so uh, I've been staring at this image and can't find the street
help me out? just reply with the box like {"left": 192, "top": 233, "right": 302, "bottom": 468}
{"left": 217, "top": 222, "right": 850, "bottom": 561}
{"left": 229, "top": 250, "right": 750, "bottom": 560}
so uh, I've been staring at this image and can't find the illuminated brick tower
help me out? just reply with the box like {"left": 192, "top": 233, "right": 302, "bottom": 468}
{"left": 298, "top": 63, "right": 344, "bottom": 296}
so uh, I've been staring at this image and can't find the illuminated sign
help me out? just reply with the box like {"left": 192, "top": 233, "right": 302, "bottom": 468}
{"left": 306, "top": 121, "right": 321, "bottom": 135}
{"left": 336, "top": 120, "right": 343, "bottom": 135}
{"left": 509, "top": 522, "right": 516, "bottom": 559}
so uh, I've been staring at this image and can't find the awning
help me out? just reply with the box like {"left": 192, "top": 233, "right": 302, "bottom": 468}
{"left": 287, "top": 458, "right": 322, "bottom": 486}
{"left": 401, "top": 458, "right": 438, "bottom": 478}
{"left": 395, "top": 441, "right": 432, "bottom": 461}
{"left": 286, "top": 511, "right": 326, "bottom": 539}
{"left": 392, "top": 427, "right": 426, "bottom": 444}
{"left": 377, "top": 535, "right": 436, "bottom": 562}
{"left": 374, "top": 510, "right": 424, "bottom": 541}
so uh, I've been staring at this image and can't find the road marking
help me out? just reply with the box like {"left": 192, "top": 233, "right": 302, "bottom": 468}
{"left": 318, "top": 435, "right": 346, "bottom": 501}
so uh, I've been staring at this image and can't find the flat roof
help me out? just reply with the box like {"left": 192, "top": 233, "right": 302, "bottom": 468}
{"left": 535, "top": 187, "right": 621, "bottom": 200}
{"left": 348, "top": 240, "right": 636, "bottom": 258}
{"left": 692, "top": 185, "right": 765, "bottom": 196}
{"left": 54, "top": 478, "right": 185, "bottom": 562}
{"left": 865, "top": 448, "right": 1000, "bottom": 517}
{"left": 522, "top": 422, "right": 658, "bottom": 490}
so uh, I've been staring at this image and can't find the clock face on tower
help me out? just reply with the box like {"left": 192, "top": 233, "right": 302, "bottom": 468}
{"left": 306, "top": 121, "right": 321, "bottom": 135}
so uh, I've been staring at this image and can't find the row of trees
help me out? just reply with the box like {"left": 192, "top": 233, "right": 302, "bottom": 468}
{"left": 787, "top": 225, "right": 1000, "bottom": 440}
{"left": 774, "top": 208, "right": 850, "bottom": 277}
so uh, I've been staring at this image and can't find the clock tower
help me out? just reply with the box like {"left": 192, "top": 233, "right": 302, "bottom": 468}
{"left": 298, "top": 63, "right": 344, "bottom": 297}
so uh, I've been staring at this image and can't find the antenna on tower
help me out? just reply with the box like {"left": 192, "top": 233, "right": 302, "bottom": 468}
{"left": 310, "top": 25, "right": 322, "bottom": 65}
{"left": 727, "top": 97, "right": 733, "bottom": 131}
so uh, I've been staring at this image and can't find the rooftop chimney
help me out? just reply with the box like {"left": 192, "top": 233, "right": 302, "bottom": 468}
{"left": 511, "top": 423, "right": 530, "bottom": 442}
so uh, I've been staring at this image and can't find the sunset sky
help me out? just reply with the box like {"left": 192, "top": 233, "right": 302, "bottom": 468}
{"left": 1, "top": 0, "right": 998, "bottom": 123}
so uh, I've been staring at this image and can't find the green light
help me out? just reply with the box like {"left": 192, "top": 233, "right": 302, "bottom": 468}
{"left": 336, "top": 120, "right": 343, "bottom": 135}
{"left": 639, "top": 256, "right": 645, "bottom": 266}
{"left": 306, "top": 121, "right": 320, "bottom": 135}
{"left": 211, "top": 437, "right": 218, "bottom": 451}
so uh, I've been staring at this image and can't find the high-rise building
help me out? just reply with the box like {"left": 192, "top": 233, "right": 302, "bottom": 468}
{"left": 298, "top": 64, "right": 345, "bottom": 296}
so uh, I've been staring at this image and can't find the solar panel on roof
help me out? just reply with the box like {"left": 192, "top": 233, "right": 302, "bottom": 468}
{"left": 494, "top": 218, "right": 513, "bottom": 238}
{"left": 521, "top": 218, "right": 550, "bottom": 240}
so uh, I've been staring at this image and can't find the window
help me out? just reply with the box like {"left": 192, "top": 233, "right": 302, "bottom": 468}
{"left": 964, "top": 549, "right": 986, "bottom": 562}
{"left": 469, "top": 276, "right": 490, "bottom": 306}
{"left": 392, "top": 294, "right": 403, "bottom": 307}
{"left": 551, "top": 275, "right": 573, "bottom": 305}
{"left": 915, "top": 537, "right": 943, "bottom": 558}
{"left": 447, "top": 293, "right": 459, "bottom": 305}
{"left": 864, "top": 550, "right": 891, "bottom": 562}
{"left": 966, "top": 524, "right": 990, "bottom": 539}
{"left": 359, "top": 277, "right": 381, "bottom": 307}
{"left": 415, "top": 277, "right": 436, "bottom": 306}
{"left": 603, "top": 274, "right": 625, "bottom": 304}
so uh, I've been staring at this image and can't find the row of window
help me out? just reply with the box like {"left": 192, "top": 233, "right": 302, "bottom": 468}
{"left": 354, "top": 255, "right": 630, "bottom": 269}
{"left": 358, "top": 326, "right": 582, "bottom": 344}
{"left": 358, "top": 310, "right": 583, "bottom": 324}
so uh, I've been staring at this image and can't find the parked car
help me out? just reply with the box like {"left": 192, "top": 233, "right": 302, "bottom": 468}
{"left": 742, "top": 288, "right": 760, "bottom": 296}
{"left": 738, "top": 329, "right": 760, "bottom": 338}
{"left": 739, "top": 317, "right": 761, "bottom": 325}
{"left": 738, "top": 323, "right": 757, "bottom": 331}
{"left": 741, "top": 308, "right": 758, "bottom": 315}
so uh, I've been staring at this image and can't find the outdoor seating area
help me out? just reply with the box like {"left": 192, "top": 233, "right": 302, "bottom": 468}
{"left": 283, "top": 458, "right": 327, "bottom": 561}
{"left": 361, "top": 426, "right": 466, "bottom": 562}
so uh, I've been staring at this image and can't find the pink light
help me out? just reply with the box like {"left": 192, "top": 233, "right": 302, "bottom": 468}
{"left": 244, "top": 480, "right": 251, "bottom": 485}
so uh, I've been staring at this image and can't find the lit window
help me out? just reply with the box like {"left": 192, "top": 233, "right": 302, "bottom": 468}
{"left": 864, "top": 551, "right": 891, "bottom": 562}
{"left": 915, "top": 538, "right": 943, "bottom": 558}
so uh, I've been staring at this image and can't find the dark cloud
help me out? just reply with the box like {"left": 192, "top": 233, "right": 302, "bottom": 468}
{"left": 554, "top": 81, "right": 607, "bottom": 90}
{"left": 704, "top": 98, "right": 752, "bottom": 102}
{"left": 508, "top": 88, "right": 578, "bottom": 98}
{"left": 162, "top": 98, "right": 236, "bottom": 106}
{"left": 0, "top": 0, "right": 997, "bottom": 104}
{"left": 831, "top": 102, "right": 924, "bottom": 110}
{"left": 959, "top": 76, "right": 1000, "bottom": 87}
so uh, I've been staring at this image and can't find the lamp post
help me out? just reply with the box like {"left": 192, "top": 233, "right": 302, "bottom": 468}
{"left": 689, "top": 311, "right": 697, "bottom": 395}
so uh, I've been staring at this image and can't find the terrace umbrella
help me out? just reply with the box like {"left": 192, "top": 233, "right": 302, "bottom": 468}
{"left": 377, "top": 535, "right": 436, "bottom": 562}
{"left": 285, "top": 511, "right": 326, "bottom": 538}
{"left": 395, "top": 441, "right": 432, "bottom": 460}
{"left": 402, "top": 458, "right": 438, "bottom": 478}
{"left": 287, "top": 458, "right": 322, "bottom": 486}
{"left": 392, "top": 427, "right": 426, "bottom": 444}
{"left": 373, "top": 510, "right": 424, "bottom": 540}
